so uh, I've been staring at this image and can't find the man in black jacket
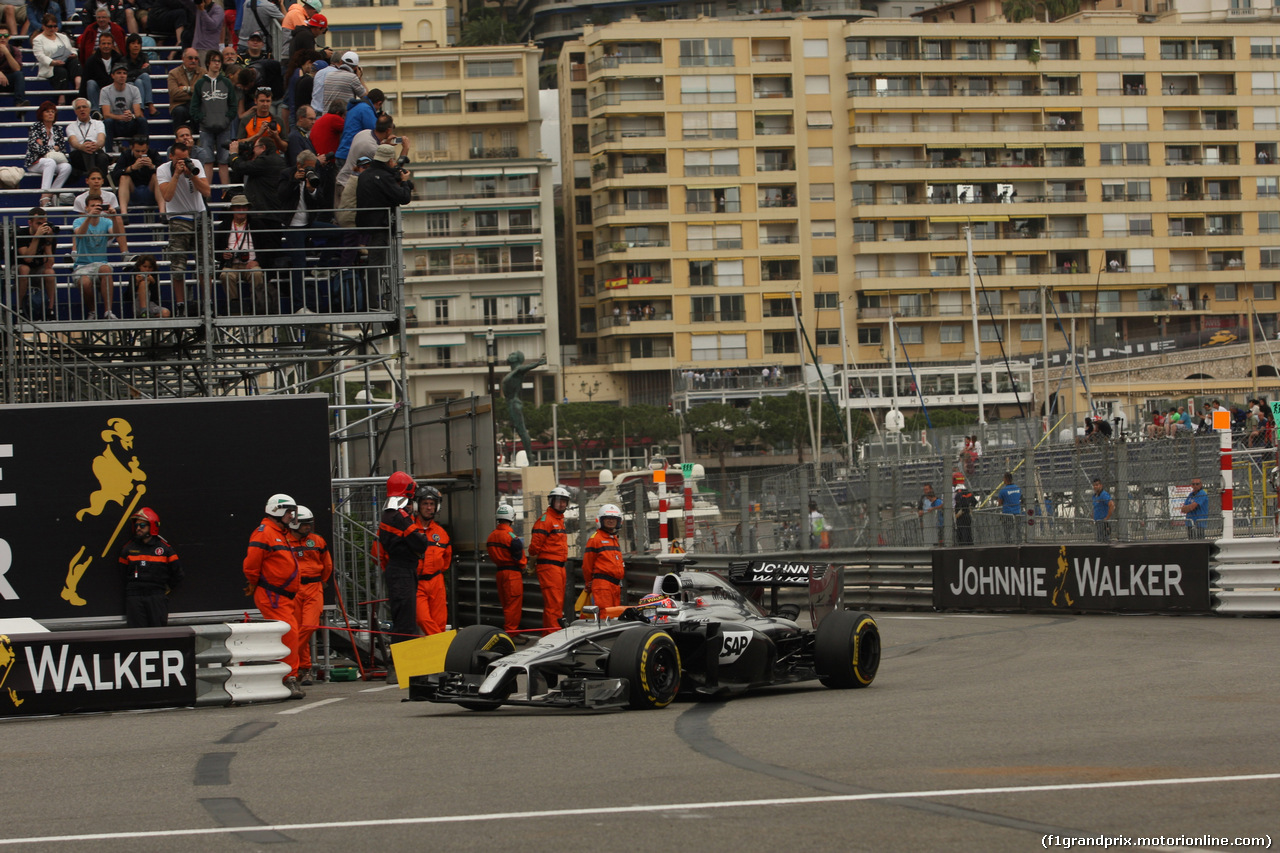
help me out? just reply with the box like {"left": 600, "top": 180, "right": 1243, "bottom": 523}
{"left": 355, "top": 143, "right": 411, "bottom": 305}
{"left": 280, "top": 149, "right": 328, "bottom": 306}
{"left": 231, "top": 132, "right": 287, "bottom": 292}
{"left": 118, "top": 507, "right": 182, "bottom": 628}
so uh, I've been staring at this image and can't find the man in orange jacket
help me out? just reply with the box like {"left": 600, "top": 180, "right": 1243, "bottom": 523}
{"left": 288, "top": 505, "right": 332, "bottom": 686}
{"left": 414, "top": 485, "right": 451, "bottom": 635}
{"left": 528, "top": 485, "right": 571, "bottom": 632}
{"left": 244, "top": 493, "right": 306, "bottom": 700}
{"left": 486, "top": 503, "right": 526, "bottom": 639}
{"left": 582, "top": 503, "right": 625, "bottom": 610}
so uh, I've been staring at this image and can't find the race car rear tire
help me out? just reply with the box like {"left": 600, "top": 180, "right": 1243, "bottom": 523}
{"left": 815, "top": 609, "right": 880, "bottom": 689}
{"left": 607, "top": 627, "right": 682, "bottom": 710}
{"left": 444, "top": 624, "right": 516, "bottom": 711}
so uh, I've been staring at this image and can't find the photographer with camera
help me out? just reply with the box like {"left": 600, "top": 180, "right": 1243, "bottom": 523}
{"left": 113, "top": 135, "right": 164, "bottom": 215}
{"left": 73, "top": 167, "right": 128, "bottom": 257}
{"left": 235, "top": 84, "right": 284, "bottom": 153}
{"left": 216, "top": 194, "right": 266, "bottom": 314}
{"left": 73, "top": 194, "right": 118, "bottom": 320}
{"left": 157, "top": 141, "right": 211, "bottom": 316}
{"left": 231, "top": 128, "right": 287, "bottom": 298}
{"left": 280, "top": 149, "right": 328, "bottom": 305}
{"left": 335, "top": 112, "right": 404, "bottom": 195}
{"left": 355, "top": 143, "right": 411, "bottom": 305}
{"left": 16, "top": 206, "right": 59, "bottom": 320}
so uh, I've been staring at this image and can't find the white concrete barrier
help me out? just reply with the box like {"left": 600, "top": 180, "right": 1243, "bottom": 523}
{"left": 1211, "top": 538, "right": 1280, "bottom": 615}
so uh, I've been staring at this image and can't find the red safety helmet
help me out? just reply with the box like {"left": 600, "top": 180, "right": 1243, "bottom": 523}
{"left": 131, "top": 506, "right": 160, "bottom": 534}
{"left": 386, "top": 471, "right": 417, "bottom": 499}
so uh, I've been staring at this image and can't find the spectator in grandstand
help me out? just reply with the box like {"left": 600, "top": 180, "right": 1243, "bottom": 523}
{"left": 191, "top": 49, "right": 236, "bottom": 185}
{"left": 230, "top": 128, "right": 287, "bottom": 284}
{"left": 1091, "top": 477, "right": 1114, "bottom": 542}
{"left": 0, "top": 25, "right": 27, "bottom": 109}
{"left": 333, "top": 152, "right": 365, "bottom": 266}
{"left": 113, "top": 135, "right": 164, "bottom": 214}
{"left": 16, "top": 206, "right": 58, "bottom": 319}
{"left": 953, "top": 478, "right": 976, "bottom": 546}
{"left": 32, "top": 14, "right": 81, "bottom": 105}
{"left": 122, "top": 33, "right": 154, "bottom": 115}
{"left": 25, "top": 0, "right": 57, "bottom": 32}
{"left": 148, "top": 0, "right": 195, "bottom": 57}
{"left": 285, "top": 102, "right": 316, "bottom": 166}
{"left": 283, "top": 50, "right": 322, "bottom": 129}
{"left": 334, "top": 88, "right": 380, "bottom": 165}
{"left": 235, "top": 84, "right": 284, "bottom": 152}
{"left": 319, "top": 51, "right": 363, "bottom": 125}
{"left": 157, "top": 140, "right": 211, "bottom": 316}
{"left": 73, "top": 194, "right": 117, "bottom": 319}
{"left": 100, "top": 63, "right": 146, "bottom": 145}
{"left": 281, "top": 0, "right": 320, "bottom": 34}
{"left": 335, "top": 113, "right": 404, "bottom": 195}
{"left": 238, "top": 0, "right": 283, "bottom": 55}
{"left": 77, "top": 7, "right": 124, "bottom": 65}
{"left": 356, "top": 143, "right": 411, "bottom": 300}
{"left": 286, "top": 12, "right": 323, "bottom": 63}
{"left": 280, "top": 149, "right": 327, "bottom": 295}
{"left": 216, "top": 194, "right": 266, "bottom": 313}
{"left": 222, "top": 43, "right": 242, "bottom": 70}
{"left": 168, "top": 49, "right": 204, "bottom": 130}
{"left": 65, "top": 97, "right": 110, "bottom": 179}
{"left": 81, "top": 30, "right": 121, "bottom": 106}
{"left": 25, "top": 100, "right": 71, "bottom": 208}
{"left": 130, "top": 253, "right": 170, "bottom": 317}
{"left": 73, "top": 168, "right": 127, "bottom": 255}
{"left": 309, "top": 51, "right": 336, "bottom": 113}
{"left": 308, "top": 97, "right": 343, "bottom": 159}
{"left": 239, "top": 30, "right": 283, "bottom": 100}
{"left": 173, "top": 123, "right": 213, "bottom": 181}
{"left": 995, "top": 472, "right": 1023, "bottom": 543}
{"left": 192, "top": 0, "right": 224, "bottom": 53}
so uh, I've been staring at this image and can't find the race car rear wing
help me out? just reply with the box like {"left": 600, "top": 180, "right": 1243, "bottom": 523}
{"left": 725, "top": 561, "right": 844, "bottom": 627}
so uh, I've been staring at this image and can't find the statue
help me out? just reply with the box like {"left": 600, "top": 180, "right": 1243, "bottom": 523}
{"left": 501, "top": 351, "right": 546, "bottom": 459}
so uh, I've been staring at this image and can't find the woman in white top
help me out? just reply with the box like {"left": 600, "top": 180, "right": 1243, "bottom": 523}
{"left": 31, "top": 13, "right": 81, "bottom": 103}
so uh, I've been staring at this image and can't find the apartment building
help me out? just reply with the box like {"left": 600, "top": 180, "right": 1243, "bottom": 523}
{"left": 560, "top": 13, "right": 1280, "bottom": 411}
{"left": 319, "top": 5, "right": 560, "bottom": 406}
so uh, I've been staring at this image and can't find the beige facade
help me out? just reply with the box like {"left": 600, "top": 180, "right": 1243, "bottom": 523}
{"left": 314, "top": 8, "right": 560, "bottom": 406}
{"left": 560, "top": 14, "right": 1280, "bottom": 412}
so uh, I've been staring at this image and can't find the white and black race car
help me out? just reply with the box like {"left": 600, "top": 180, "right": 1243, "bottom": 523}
{"left": 409, "top": 560, "right": 880, "bottom": 711}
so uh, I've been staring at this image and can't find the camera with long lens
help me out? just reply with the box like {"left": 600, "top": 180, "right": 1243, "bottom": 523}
{"left": 182, "top": 158, "right": 196, "bottom": 172}
{"left": 233, "top": 251, "right": 250, "bottom": 264}
{"left": 304, "top": 170, "right": 318, "bottom": 186}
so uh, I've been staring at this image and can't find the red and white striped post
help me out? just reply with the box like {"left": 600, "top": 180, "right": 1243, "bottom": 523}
{"left": 655, "top": 467, "right": 668, "bottom": 555}
{"left": 1218, "top": 414, "right": 1233, "bottom": 540}
{"left": 684, "top": 481, "right": 695, "bottom": 553}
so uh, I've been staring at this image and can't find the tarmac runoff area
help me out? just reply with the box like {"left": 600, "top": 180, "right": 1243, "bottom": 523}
{"left": 0, "top": 613, "right": 1276, "bottom": 853}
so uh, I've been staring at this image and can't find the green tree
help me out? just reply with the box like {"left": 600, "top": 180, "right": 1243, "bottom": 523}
{"left": 458, "top": 9, "right": 523, "bottom": 46}
{"left": 622, "top": 404, "right": 679, "bottom": 457}
{"left": 684, "top": 403, "right": 758, "bottom": 477}
{"left": 904, "top": 409, "right": 979, "bottom": 432}
{"left": 749, "top": 392, "right": 813, "bottom": 462}
{"left": 1002, "top": 0, "right": 1079, "bottom": 21}
{"left": 555, "top": 402, "right": 616, "bottom": 484}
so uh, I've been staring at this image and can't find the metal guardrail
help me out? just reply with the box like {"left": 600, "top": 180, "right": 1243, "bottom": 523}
{"left": 1211, "top": 538, "right": 1280, "bottom": 615}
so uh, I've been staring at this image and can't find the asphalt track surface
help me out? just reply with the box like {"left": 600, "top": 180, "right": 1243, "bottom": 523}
{"left": 1, "top": 613, "right": 1277, "bottom": 853}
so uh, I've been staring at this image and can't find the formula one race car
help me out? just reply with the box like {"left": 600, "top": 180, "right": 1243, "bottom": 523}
{"left": 409, "top": 560, "right": 880, "bottom": 711}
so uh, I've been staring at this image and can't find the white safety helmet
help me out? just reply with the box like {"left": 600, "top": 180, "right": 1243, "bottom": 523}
{"left": 597, "top": 503, "right": 622, "bottom": 529}
{"left": 496, "top": 504, "right": 516, "bottom": 523}
{"left": 265, "top": 493, "right": 297, "bottom": 517}
{"left": 549, "top": 485, "right": 571, "bottom": 501}
{"left": 289, "top": 505, "right": 314, "bottom": 530}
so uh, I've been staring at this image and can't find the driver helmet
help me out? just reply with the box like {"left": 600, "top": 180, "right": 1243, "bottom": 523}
{"left": 289, "top": 505, "right": 314, "bottom": 531}
{"left": 597, "top": 503, "right": 622, "bottom": 531}
{"left": 638, "top": 592, "right": 677, "bottom": 622}
{"left": 496, "top": 503, "right": 516, "bottom": 523}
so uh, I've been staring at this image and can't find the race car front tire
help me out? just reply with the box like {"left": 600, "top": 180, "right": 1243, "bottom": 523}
{"left": 815, "top": 609, "right": 880, "bottom": 689}
{"left": 607, "top": 627, "right": 682, "bottom": 710}
{"left": 444, "top": 624, "right": 516, "bottom": 711}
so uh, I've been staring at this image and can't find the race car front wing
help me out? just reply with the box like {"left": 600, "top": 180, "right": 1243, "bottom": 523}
{"left": 409, "top": 671, "right": 632, "bottom": 710}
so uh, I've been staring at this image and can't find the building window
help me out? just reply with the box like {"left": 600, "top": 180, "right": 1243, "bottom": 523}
{"left": 812, "top": 220, "right": 836, "bottom": 238}
{"left": 465, "top": 59, "right": 516, "bottom": 77}
{"left": 813, "top": 256, "right": 837, "bottom": 274}
{"left": 1258, "top": 177, "right": 1279, "bottom": 198}
{"left": 720, "top": 294, "right": 745, "bottom": 321}
{"left": 1255, "top": 283, "right": 1276, "bottom": 300}
{"left": 804, "top": 75, "right": 830, "bottom": 95}
{"left": 1261, "top": 212, "right": 1280, "bottom": 233}
{"left": 940, "top": 325, "right": 964, "bottom": 344}
{"left": 814, "top": 292, "right": 838, "bottom": 309}
{"left": 897, "top": 326, "right": 922, "bottom": 344}
{"left": 857, "top": 327, "right": 881, "bottom": 345}
{"left": 803, "top": 39, "right": 829, "bottom": 58}
{"left": 979, "top": 324, "right": 1002, "bottom": 342}
{"left": 435, "top": 347, "right": 452, "bottom": 367}
{"left": 1216, "top": 283, "right": 1238, "bottom": 300}
{"left": 810, "top": 183, "right": 834, "bottom": 202}
{"left": 330, "top": 29, "right": 377, "bottom": 49}
{"left": 808, "top": 147, "right": 833, "bottom": 167}
{"left": 1020, "top": 323, "right": 1043, "bottom": 341}
{"left": 815, "top": 329, "right": 839, "bottom": 346}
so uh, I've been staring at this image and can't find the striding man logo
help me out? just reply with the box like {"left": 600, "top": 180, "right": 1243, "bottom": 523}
{"left": 0, "top": 635, "right": 22, "bottom": 708}
{"left": 64, "top": 418, "right": 148, "bottom": 607}
{"left": 1050, "top": 545, "right": 1074, "bottom": 608}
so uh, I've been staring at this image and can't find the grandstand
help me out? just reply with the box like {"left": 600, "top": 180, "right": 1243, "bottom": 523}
{"left": 0, "top": 14, "right": 404, "bottom": 403}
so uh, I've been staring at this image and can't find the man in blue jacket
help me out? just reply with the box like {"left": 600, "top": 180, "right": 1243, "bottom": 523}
{"left": 1180, "top": 478, "right": 1209, "bottom": 539}
{"left": 335, "top": 89, "right": 382, "bottom": 166}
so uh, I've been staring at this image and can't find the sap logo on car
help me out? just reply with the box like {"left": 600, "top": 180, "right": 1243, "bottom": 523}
{"left": 719, "top": 631, "right": 752, "bottom": 663}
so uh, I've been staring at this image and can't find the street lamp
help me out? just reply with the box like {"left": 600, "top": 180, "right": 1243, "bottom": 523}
{"left": 485, "top": 328, "right": 496, "bottom": 397}
{"left": 580, "top": 380, "right": 600, "bottom": 402}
